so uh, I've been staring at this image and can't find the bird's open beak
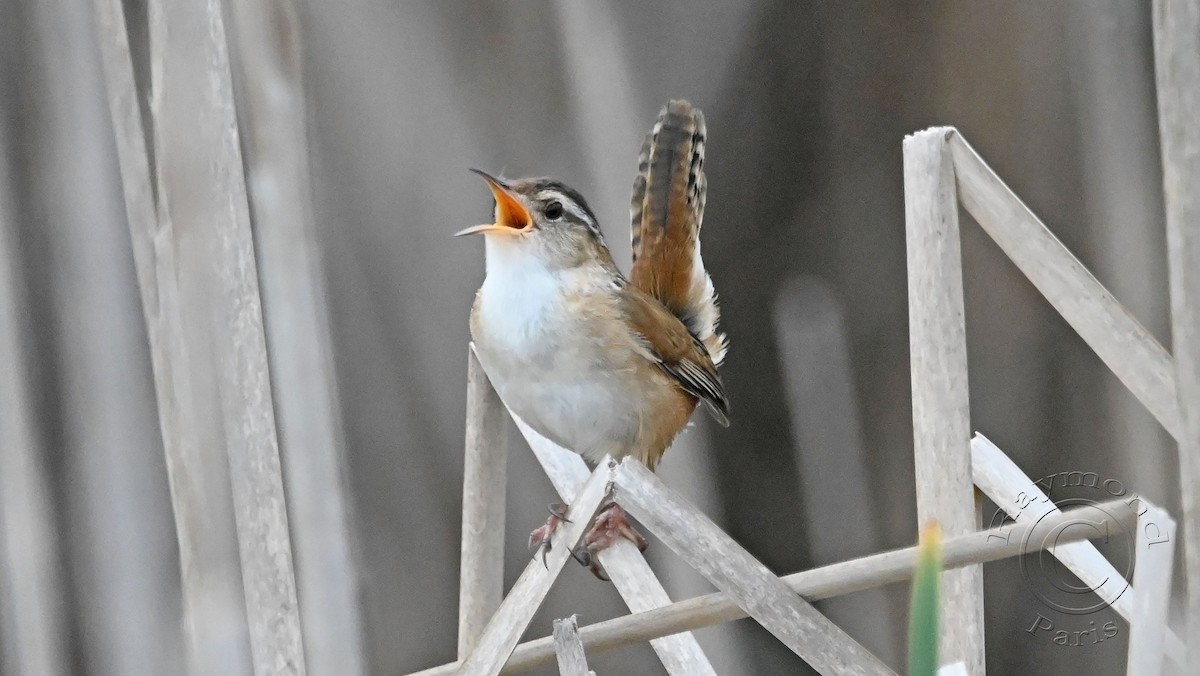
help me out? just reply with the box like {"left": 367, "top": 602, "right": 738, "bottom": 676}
{"left": 455, "top": 169, "right": 532, "bottom": 236}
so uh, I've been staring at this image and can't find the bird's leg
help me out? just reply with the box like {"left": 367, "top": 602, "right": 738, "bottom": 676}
{"left": 574, "top": 502, "right": 648, "bottom": 580}
{"left": 528, "top": 502, "right": 572, "bottom": 568}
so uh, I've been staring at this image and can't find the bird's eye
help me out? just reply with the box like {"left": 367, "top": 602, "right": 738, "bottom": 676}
{"left": 544, "top": 201, "right": 564, "bottom": 220}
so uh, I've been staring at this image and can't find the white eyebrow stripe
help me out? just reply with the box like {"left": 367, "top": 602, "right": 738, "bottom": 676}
{"left": 536, "top": 190, "right": 592, "bottom": 226}
{"left": 563, "top": 202, "right": 591, "bottom": 225}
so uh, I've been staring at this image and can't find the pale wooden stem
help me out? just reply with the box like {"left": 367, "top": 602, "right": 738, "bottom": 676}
{"left": 970, "top": 433, "right": 1185, "bottom": 663}
{"left": 612, "top": 459, "right": 895, "bottom": 676}
{"left": 552, "top": 616, "right": 592, "bottom": 676}
{"left": 971, "top": 433, "right": 1135, "bottom": 615}
{"left": 89, "top": 0, "right": 159, "bottom": 305}
{"left": 947, "top": 131, "right": 1181, "bottom": 438}
{"left": 508, "top": 407, "right": 716, "bottom": 676}
{"left": 228, "top": 1, "right": 366, "bottom": 673}
{"left": 902, "top": 127, "right": 985, "bottom": 675}
{"left": 1153, "top": 0, "right": 1200, "bottom": 661}
{"left": 406, "top": 499, "right": 1135, "bottom": 676}
{"left": 96, "top": 0, "right": 252, "bottom": 672}
{"left": 458, "top": 349, "right": 510, "bottom": 657}
{"left": 0, "top": 128, "right": 66, "bottom": 676}
{"left": 30, "top": 0, "right": 181, "bottom": 671}
{"left": 457, "top": 462, "right": 613, "bottom": 676}
{"left": 144, "top": 0, "right": 306, "bottom": 672}
{"left": 1126, "top": 504, "right": 1176, "bottom": 675}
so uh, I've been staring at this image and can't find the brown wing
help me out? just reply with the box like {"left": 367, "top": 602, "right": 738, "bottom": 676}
{"left": 629, "top": 100, "right": 726, "bottom": 365}
{"left": 622, "top": 286, "right": 730, "bottom": 426}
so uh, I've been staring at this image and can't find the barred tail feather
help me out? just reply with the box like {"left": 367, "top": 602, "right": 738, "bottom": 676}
{"left": 629, "top": 100, "right": 726, "bottom": 365}
{"left": 629, "top": 134, "right": 652, "bottom": 263}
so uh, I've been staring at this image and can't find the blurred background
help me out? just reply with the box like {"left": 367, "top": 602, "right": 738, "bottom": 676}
{"left": 0, "top": 1, "right": 1181, "bottom": 675}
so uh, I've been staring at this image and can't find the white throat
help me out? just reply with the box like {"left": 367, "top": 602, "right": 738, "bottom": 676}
{"left": 483, "top": 233, "right": 542, "bottom": 276}
{"left": 479, "top": 235, "right": 563, "bottom": 356}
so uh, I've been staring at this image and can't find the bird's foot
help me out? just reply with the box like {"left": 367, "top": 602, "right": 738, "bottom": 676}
{"left": 572, "top": 503, "right": 647, "bottom": 581}
{"left": 528, "top": 503, "right": 572, "bottom": 567}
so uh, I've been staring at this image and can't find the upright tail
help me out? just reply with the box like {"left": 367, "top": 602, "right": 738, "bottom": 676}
{"left": 629, "top": 100, "right": 726, "bottom": 365}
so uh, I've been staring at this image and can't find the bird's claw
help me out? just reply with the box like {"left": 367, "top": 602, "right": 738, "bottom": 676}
{"left": 548, "top": 502, "right": 572, "bottom": 524}
{"left": 529, "top": 502, "right": 647, "bottom": 579}
{"left": 528, "top": 503, "right": 572, "bottom": 568}
{"left": 577, "top": 503, "right": 647, "bottom": 580}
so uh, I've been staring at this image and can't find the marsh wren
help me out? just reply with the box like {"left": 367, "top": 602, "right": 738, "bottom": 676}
{"left": 458, "top": 100, "right": 728, "bottom": 575}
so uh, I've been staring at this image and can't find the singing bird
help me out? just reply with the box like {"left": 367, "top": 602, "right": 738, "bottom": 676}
{"left": 457, "top": 100, "right": 728, "bottom": 575}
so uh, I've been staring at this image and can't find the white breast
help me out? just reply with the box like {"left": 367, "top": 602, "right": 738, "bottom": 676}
{"left": 472, "top": 238, "right": 640, "bottom": 460}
